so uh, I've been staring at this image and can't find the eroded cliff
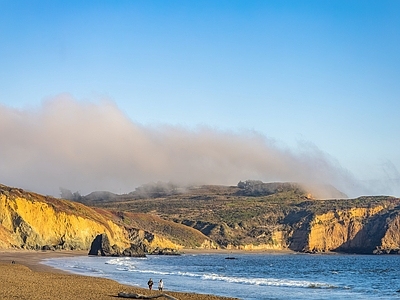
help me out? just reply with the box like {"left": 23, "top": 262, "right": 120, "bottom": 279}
{"left": 0, "top": 184, "right": 213, "bottom": 252}
{"left": 1, "top": 183, "right": 400, "bottom": 254}
{"left": 92, "top": 184, "right": 400, "bottom": 254}
{"left": 0, "top": 184, "right": 130, "bottom": 250}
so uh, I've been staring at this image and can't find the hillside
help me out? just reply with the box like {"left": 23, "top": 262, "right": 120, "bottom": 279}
{"left": 1, "top": 181, "right": 400, "bottom": 254}
{"left": 81, "top": 181, "right": 400, "bottom": 254}
{"left": 0, "top": 184, "right": 213, "bottom": 252}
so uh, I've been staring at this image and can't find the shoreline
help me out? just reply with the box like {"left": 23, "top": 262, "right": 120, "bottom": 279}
{"left": 0, "top": 249, "right": 239, "bottom": 300}
{"left": 0, "top": 249, "right": 88, "bottom": 273}
{"left": 180, "top": 248, "right": 296, "bottom": 255}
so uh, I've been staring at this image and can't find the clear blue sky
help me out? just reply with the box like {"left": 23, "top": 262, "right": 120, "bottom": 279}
{"left": 0, "top": 1, "right": 399, "bottom": 197}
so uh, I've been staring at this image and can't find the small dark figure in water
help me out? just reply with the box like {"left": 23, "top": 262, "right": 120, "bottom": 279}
{"left": 147, "top": 278, "right": 154, "bottom": 290}
{"left": 11, "top": 260, "right": 15, "bottom": 264}
{"left": 158, "top": 279, "right": 163, "bottom": 291}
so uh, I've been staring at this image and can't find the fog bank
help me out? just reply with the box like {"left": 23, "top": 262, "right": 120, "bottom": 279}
{"left": 0, "top": 95, "right": 378, "bottom": 197}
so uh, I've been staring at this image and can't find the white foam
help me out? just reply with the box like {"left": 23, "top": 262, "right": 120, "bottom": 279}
{"left": 105, "top": 257, "right": 136, "bottom": 270}
{"left": 201, "top": 273, "right": 332, "bottom": 288}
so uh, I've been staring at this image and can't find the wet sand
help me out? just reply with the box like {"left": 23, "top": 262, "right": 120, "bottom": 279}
{"left": 0, "top": 250, "right": 239, "bottom": 300}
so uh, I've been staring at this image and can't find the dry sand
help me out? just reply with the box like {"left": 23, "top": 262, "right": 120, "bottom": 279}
{"left": 0, "top": 250, "right": 239, "bottom": 300}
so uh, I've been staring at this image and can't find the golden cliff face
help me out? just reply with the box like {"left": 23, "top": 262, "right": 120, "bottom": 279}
{"left": 224, "top": 230, "right": 287, "bottom": 251}
{"left": 0, "top": 187, "right": 130, "bottom": 250}
{"left": 2, "top": 183, "right": 400, "bottom": 254}
{"left": 0, "top": 185, "right": 214, "bottom": 252}
{"left": 378, "top": 212, "right": 400, "bottom": 253}
{"left": 303, "top": 206, "right": 392, "bottom": 253}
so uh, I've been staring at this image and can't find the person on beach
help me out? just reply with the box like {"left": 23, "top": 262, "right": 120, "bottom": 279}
{"left": 158, "top": 279, "right": 163, "bottom": 291}
{"left": 147, "top": 278, "right": 154, "bottom": 290}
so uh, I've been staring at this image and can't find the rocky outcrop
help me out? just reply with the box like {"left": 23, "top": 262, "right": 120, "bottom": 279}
{"left": 89, "top": 233, "right": 119, "bottom": 256}
{"left": 288, "top": 204, "right": 400, "bottom": 254}
{"left": 291, "top": 207, "right": 382, "bottom": 252}
{"left": 88, "top": 233, "right": 146, "bottom": 257}
{"left": 379, "top": 211, "right": 400, "bottom": 253}
{"left": 149, "top": 247, "right": 181, "bottom": 255}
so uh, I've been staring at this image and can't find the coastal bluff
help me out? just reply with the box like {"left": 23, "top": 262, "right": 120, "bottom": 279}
{"left": 0, "top": 184, "right": 213, "bottom": 253}
{"left": 1, "top": 182, "right": 400, "bottom": 254}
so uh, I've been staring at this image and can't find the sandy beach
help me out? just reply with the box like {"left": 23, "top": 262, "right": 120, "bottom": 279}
{"left": 0, "top": 250, "right": 239, "bottom": 300}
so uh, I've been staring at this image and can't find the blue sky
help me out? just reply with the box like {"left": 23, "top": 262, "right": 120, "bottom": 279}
{"left": 0, "top": 1, "right": 399, "bottom": 197}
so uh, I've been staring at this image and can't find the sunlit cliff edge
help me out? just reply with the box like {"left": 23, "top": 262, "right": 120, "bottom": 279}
{"left": 1, "top": 182, "right": 400, "bottom": 254}
{"left": 0, "top": 184, "right": 214, "bottom": 253}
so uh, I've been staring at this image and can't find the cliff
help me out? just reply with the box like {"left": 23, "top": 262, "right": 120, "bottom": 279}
{"left": 291, "top": 205, "right": 389, "bottom": 253}
{"left": 0, "top": 185, "right": 127, "bottom": 250}
{"left": 0, "top": 184, "right": 213, "bottom": 252}
{"left": 90, "top": 184, "right": 400, "bottom": 254}
{"left": 1, "top": 182, "right": 400, "bottom": 254}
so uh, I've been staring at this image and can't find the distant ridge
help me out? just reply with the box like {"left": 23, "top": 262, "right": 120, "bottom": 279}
{"left": 63, "top": 180, "right": 347, "bottom": 203}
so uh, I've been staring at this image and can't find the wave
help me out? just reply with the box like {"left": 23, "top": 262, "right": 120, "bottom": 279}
{"left": 147, "top": 270, "right": 336, "bottom": 289}
{"left": 201, "top": 273, "right": 337, "bottom": 289}
{"left": 41, "top": 253, "right": 398, "bottom": 299}
{"left": 115, "top": 263, "right": 337, "bottom": 289}
{"left": 105, "top": 257, "right": 136, "bottom": 271}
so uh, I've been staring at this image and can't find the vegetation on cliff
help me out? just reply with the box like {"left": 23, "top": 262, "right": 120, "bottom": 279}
{"left": 0, "top": 184, "right": 213, "bottom": 252}
{"left": 78, "top": 181, "right": 400, "bottom": 254}
{"left": 1, "top": 181, "right": 400, "bottom": 254}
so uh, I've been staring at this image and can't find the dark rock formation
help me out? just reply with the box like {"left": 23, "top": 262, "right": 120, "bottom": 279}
{"left": 149, "top": 247, "right": 181, "bottom": 255}
{"left": 122, "top": 243, "right": 146, "bottom": 257}
{"left": 88, "top": 233, "right": 120, "bottom": 256}
{"left": 88, "top": 233, "right": 146, "bottom": 257}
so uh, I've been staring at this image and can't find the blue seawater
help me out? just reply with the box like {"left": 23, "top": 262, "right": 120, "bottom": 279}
{"left": 42, "top": 253, "right": 400, "bottom": 300}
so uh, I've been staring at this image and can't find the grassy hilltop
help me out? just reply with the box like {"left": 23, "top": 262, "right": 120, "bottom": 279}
{"left": 74, "top": 180, "right": 400, "bottom": 254}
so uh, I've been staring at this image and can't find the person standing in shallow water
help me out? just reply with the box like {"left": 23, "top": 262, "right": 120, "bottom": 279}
{"left": 158, "top": 279, "right": 163, "bottom": 291}
{"left": 147, "top": 278, "right": 153, "bottom": 290}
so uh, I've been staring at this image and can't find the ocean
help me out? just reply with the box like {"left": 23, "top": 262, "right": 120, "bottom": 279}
{"left": 42, "top": 253, "right": 400, "bottom": 300}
